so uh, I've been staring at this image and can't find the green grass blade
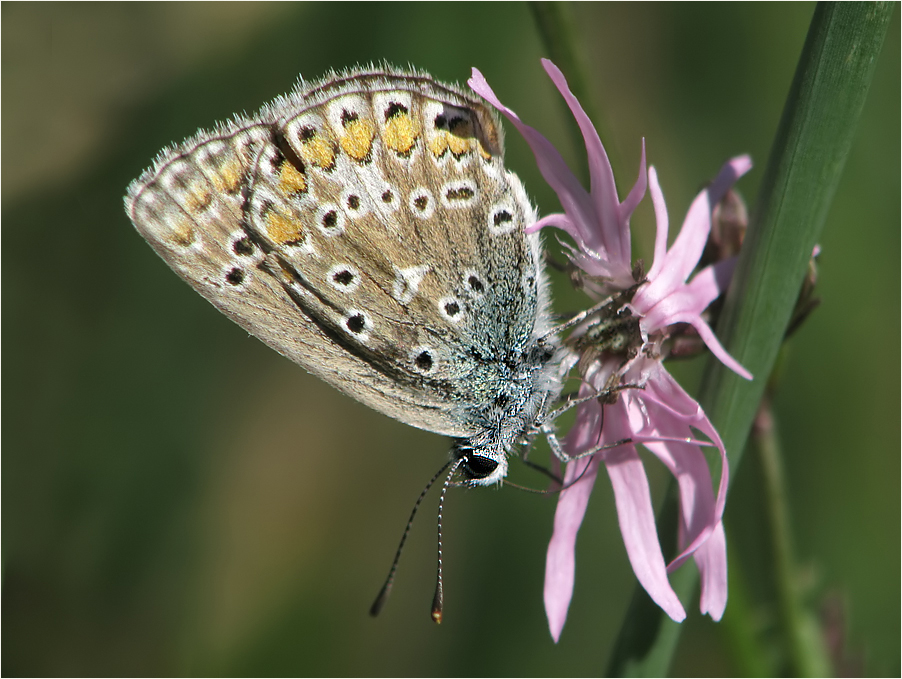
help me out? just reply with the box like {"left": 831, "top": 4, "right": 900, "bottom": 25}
{"left": 607, "top": 3, "right": 895, "bottom": 676}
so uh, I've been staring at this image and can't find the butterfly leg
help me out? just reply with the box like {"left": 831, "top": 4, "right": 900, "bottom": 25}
{"left": 542, "top": 419, "right": 634, "bottom": 464}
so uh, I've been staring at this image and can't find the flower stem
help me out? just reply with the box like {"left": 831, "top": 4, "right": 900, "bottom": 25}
{"left": 718, "top": 539, "right": 773, "bottom": 677}
{"left": 753, "top": 399, "right": 831, "bottom": 676}
{"left": 606, "top": 3, "right": 894, "bottom": 675}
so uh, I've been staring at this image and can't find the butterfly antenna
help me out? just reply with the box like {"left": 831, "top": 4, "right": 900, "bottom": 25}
{"left": 370, "top": 461, "right": 451, "bottom": 617}
{"left": 431, "top": 459, "right": 462, "bottom": 624}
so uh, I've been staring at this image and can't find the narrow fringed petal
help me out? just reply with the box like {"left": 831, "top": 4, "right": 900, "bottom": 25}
{"left": 664, "top": 157, "right": 755, "bottom": 290}
{"left": 619, "top": 139, "right": 648, "bottom": 241}
{"left": 626, "top": 366, "right": 730, "bottom": 619}
{"left": 556, "top": 235, "right": 623, "bottom": 281}
{"left": 616, "top": 365, "right": 723, "bottom": 574}
{"left": 544, "top": 392, "right": 605, "bottom": 641}
{"left": 525, "top": 212, "right": 578, "bottom": 239}
{"left": 634, "top": 164, "right": 752, "bottom": 380}
{"left": 468, "top": 69, "right": 600, "bottom": 254}
{"left": 637, "top": 403, "right": 718, "bottom": 573}
{"left": 642, "top": 259, "right": 735, "bottom": 330}
{"left": 639, "top": 173, "right": 713, "bottom": 305}
{"left": 638, "top": 156, "right": 753, "bottom": 310}
{"left": 640, "top": 265, "right": 750, "bottom": 380}
{"left": 643, "top": 467, "right": 714, "bottom": 562}
{"left": 680, "top": 314, "right": 753, "bottom": 380}
{"left": 557, "top": 362, "right": 729, "bottom": 623}
{"left": 645, "top": 166, "right": 671, "bottom": 283}
{"left": 659, "top": 189, "right": 713, "bottom": 291}
{"left": 559, "top": 237, "right": 625, "bottom": 280}
{"left": 540, "top": 59, "right": 629, "bottom": 264}
{"left": 606, "top": 443, "right": 687, "bottom": 623}
{"left": 694, "top": 521, "right": 728, "bottom": 620}
{"left": 603, "top": 399, "right": 686, "bottom": 622}
{"left": 640, "top": 288, "right": 703, "bottom": 331}
{"left": 544, "top": 455, "right": 600, "bottom": 642}
{"left": 683, "top": 258, "right": 738, "bottom": 315}
{"left": 710, "top": 155, "right": 753, "bottom": 202}
{"left": 571, "top": 253, "right": 625, "bottom": 281}
{"left": 641, "top": 366, "right": 730, "bottom": 532}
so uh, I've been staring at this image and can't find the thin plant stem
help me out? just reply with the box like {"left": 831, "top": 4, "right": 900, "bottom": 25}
{"left": 753, "top": 400, "right": 831, "bottom": 676}
{"left": 717, "top": 538, "right": 773, "bottom": 676}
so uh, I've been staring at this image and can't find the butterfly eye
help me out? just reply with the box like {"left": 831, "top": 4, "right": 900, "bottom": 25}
{"left": 461, "top": 455, "right": 498, "bottom": 480}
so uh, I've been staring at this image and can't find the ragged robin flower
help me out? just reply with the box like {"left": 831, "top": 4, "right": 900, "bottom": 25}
{"left": 469, "top": 59, "right": 752, "bottom": 642}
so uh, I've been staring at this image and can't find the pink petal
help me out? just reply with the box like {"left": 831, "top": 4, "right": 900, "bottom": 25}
{"left": 541, "top": 59, "right": 629, "bottom": 266}
{"left": 571, "top": 252, "right": 623, "bottom": 280}
{"left": 641, "top": 184, "right": 713, "bottom": 305}
{"left": 644, "top": 166, "right": 671, "bottom": 284}
{"left": 655, "top": 156, "right": 753, "bottom": 294}
{"left": 683, "top": 258, "right": 738, "bottom": 314}
{"left": 710, "top": 155, "right": 753, "bottom": 202}
{"left": 545, "top": 455, "right": 600, "bottom": 642}
{"left": 603, "top": 400, "right": 686, "bottom": 622}
{"left": 560, "top": 238, "right": 624, "bottom": 281}
{"left": 639, "top": 257, "right": 734, "bottom": 330}
{"left": 468, "top": 69, "right": 600, "bottom": 253}
{"left": 639, "top": 156, "right": 753, "bottom": 308}
{"left": 694, "top": 521, "right": 728, "bottom": 620}
{"left": 634, "top": 399, "right": 718, "bottom": 572}
{"left": 606, "top": 446, "right": 687, "bottom": 623}
{"left": 662, "top": 189, "right": 714, "bottom": 288}
{"left": 525, "top": 212, "right": 579, "bottom": 239}
{"left": 636, "top": 261, "right": 750, "bottom": 380}
{"left": 627, "top": 369, "right": 722, "bottom": 568}
{"left": 544, "top": 391, "right": 605, "bottom": 641}
{"left": 619, "top": 139, "right": 648, "bottom": 237}
{"left": 677, "top": 314, "right": 753, "bottom": 380}
{"left": 639, "top": 287, "right": 702, "bottom": 332}
{"left": 640, "top": 366, "right": 730, "bottom": 528}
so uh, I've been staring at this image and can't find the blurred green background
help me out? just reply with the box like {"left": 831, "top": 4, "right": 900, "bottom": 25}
{"left": 3, "top": 3, "right": 898, "bottom": 676}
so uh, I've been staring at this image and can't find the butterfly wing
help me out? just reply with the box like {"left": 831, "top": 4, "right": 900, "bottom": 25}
{"left": 126, "top": 69, "right": 550, "bottom": 439}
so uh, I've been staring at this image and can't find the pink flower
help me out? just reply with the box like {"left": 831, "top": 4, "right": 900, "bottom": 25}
{"left": 469, "top": 60, "right": 752, "bottom": 642}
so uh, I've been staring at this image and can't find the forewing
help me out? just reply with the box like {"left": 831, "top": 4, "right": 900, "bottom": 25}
{"left": 125, "top": 69, "right": 547, "bottom": 439}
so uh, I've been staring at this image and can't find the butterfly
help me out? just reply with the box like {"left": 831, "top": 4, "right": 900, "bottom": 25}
{"left": 125, "top": 67, "right": 566, "bottom": 490}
